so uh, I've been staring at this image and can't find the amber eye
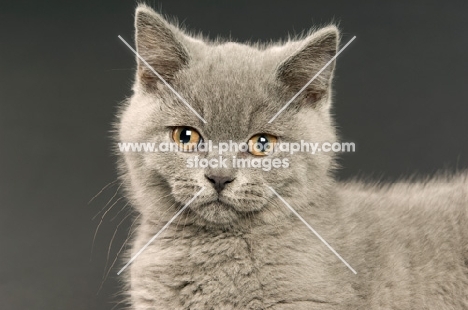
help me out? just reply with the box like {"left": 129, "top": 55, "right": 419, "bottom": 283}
{"left": 172, "top": 127, "right": 202, "bottom": 151}
{"left": 248, "top": 134, "right": 278, "bottom": 156}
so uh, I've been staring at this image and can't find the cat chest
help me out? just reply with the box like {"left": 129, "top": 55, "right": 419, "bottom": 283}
{"left": 147, "top": 232, "right": 341, "bottom": 309}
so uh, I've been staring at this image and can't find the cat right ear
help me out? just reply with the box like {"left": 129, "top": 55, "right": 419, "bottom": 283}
{"left": 134, "top": 5, "right": 189, "bottom": 89}
{"left": 275, "top": 26, "right": 340, "bottom": 109}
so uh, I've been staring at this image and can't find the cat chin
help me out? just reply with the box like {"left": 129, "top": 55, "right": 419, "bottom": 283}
{"left": 189, "top": 200, "right": 243, "bottom": 226}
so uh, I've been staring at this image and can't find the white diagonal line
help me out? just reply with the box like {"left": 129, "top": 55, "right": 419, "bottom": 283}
{"left": 118, "top": 35, "right": 207, "bottom": 124}
{"left": 268, "top": 36, "right": 356, "bottom": 123}
{"left": 117, "top": 187, "right": 205, "bottom": 275}
{"left": 267, "top": 185, "right": 357, "bottom": 274}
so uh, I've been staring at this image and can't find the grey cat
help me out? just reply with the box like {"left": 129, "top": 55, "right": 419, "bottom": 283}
{"left": 116, "top": 5, "right": 468, "bottom": 309}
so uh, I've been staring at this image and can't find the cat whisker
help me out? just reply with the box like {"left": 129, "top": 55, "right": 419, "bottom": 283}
{"left": 148, "top": 199, "right": 177, "bottom": 229}
{"left": 145, "top": 192, "right": 176, "bottom": 221}
{"left": 98, "top": 212, "right": 140, "bottom": 295}
{"left": 91, "top": 196, "right": 125, "bottom": 259}
{"left": 88, "top": 178, "right": 120, "bottom": 205}
{"left": 103, "top": 212, "right": 133, "bottom": 279}
{"left": 92, "top": 183, "right": 123, "bottom": 221}
{"left": 110, "top": 201, "right": 129, "bottom": 222}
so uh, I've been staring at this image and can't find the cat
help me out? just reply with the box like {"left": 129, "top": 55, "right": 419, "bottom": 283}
{"left": 116, "top": 4, "right": 468, "bottom": 309}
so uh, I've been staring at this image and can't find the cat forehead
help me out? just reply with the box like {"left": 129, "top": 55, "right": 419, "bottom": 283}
{"left": 176, "top": 42, "right": 286, "bottom": 105}
{"left": 174, "top": 72, "right": 276, "bottom": 141}
{"left": 185, "top": 42, "right": 279, "bottom": 80}
{"left": 155, "top": 62, "right": 279, "bottom": 139}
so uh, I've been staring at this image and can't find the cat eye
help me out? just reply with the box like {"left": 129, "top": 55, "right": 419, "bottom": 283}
{"left": 172, "top": 127, "right": 202, "bottom": 151}
{"left": 248, "top": 134, "right": 278, "bottom": 156}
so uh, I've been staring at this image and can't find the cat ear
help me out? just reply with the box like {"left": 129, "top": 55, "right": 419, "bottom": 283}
{"left": 134, "top": 5, "right": 189, "bottom": 89}
{"left": 276, "top": 26, "right": 340, "bottom": 108}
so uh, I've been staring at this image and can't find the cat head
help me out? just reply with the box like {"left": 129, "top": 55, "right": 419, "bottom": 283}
{"left": 118, "top": 5, "right": 340, "bottom": 228}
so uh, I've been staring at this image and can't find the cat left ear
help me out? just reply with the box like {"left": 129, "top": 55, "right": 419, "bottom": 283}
{"left": 276, "top": 26, "right": 340, "bottom": 108}
{"left": 134, "top": 5, "right": 190, "bottom": 89}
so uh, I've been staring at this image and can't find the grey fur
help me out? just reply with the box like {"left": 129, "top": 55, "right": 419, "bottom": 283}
{"left": 116, "top": 5, "right": 468, "bottom": 309}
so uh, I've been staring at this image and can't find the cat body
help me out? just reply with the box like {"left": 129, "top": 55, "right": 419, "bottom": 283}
{"left": 117, "top": 5, "right": 468, "bottom": 309}
{"left": 126, "top": 177, "right": 468, "bottom": 309}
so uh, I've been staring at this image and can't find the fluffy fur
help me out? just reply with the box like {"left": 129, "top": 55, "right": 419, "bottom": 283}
{"left": 116, "top": 5, "right": 468, "bottom": 309}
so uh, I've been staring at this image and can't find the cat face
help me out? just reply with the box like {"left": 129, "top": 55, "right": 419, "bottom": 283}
{"left": 118, "top": 5, "right": 339, "bottom": 227}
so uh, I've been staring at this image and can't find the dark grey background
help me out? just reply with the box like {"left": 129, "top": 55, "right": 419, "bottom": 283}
{"left": 1, "top": 0, "right": 467, "bottom": 309}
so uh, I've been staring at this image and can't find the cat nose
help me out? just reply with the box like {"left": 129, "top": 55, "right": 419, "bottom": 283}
{"left": 205, "top": 174, "right": 235, "bottom": 193}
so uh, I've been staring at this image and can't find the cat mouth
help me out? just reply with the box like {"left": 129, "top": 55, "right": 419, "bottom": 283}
{"left": 200, "top": 197, "right": 238, "bottom": 212}
{"left": 176, "top": 188, "right": 268, "bottom": 225}
{"left": 210, "top": 195, "right": 259, "bottom": 213}
{"left": 188, "top": 196, "right": 257, "bottom": 225}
